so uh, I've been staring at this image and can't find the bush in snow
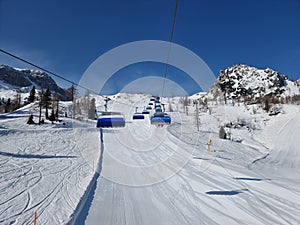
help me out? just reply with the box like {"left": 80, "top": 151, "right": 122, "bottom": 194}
{"left": 269, "top": 104, "right": 283, "bottom": 116}
{"left": 219, "top": 126, "right": 226, "bottom": 139}
{"left": 27, "top": 114, "right": 35, "bottom": 124}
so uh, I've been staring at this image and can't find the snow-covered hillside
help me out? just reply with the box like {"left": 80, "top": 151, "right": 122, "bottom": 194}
{"left": 0, "top": 102, "right": 100, "bottom": 224}
{"left": 1, "top": 92, "right": 299, "bottom": 224}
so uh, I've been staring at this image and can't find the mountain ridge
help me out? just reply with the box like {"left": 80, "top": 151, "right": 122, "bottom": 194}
{"left": 206, "top": 64, "right": 299, "bottom": 102}
{"left": 0, "top": 64, "right": 71, "bottom": 100}
{"left": 1, "top": 63, "right": 299, "bottom": 103}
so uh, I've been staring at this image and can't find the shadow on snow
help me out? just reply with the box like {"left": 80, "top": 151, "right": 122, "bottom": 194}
{"left": 67, "top": 128, "right": 104, "bottom": 225}
{"left": 0, "top": 151, "right": 77, "bottom": 159}
{"left": 206, "top": 189, "right": 249, "bottom": 196}
{"left": 234, "top": 177, "right": 270, "bottom": 181}
{"left": 193, "top": 156, "right": 212, "bottom": 161}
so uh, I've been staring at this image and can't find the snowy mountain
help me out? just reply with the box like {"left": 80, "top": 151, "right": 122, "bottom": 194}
{"left": 0, "top": 64, "right": 71, "bottom": 100}
{"left": 207, "top": 64, "right": 299, "bottom": 101}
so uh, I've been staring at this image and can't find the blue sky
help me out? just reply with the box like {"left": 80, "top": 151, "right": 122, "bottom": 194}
{"left": 1, "top": 0, "right": 300, "bottom": 95}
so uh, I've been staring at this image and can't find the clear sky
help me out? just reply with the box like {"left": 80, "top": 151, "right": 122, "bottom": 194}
{"left": 1, "top": 0, "right": 300, "bottom": 95}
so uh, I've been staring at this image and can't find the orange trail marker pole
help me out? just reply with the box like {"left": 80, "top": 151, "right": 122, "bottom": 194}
{"left": 34, "top": 211, "right": 37, "bottom": 225}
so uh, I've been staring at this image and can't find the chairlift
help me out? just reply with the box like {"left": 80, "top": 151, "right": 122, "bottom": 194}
{"left": 142, "top": 110, "right": 150, "bottom": 114}
{"left": 133, "top": 113, "right": 145, "bottom": 120}
{"left": 96, "top": 111, "right": 125, "bottom": 128}
{"left": 150, "top": 112, "right": 171, "bottom": 127}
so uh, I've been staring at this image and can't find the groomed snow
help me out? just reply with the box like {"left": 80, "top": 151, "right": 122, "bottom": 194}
{"left": 0, "top": 94, "right": 300, "bottom": 225}
{"left": 84, "top": 94, "right": 300, "bottom": 225}
{"left": 0, "top": 103, "right": 100, "bottom": 224}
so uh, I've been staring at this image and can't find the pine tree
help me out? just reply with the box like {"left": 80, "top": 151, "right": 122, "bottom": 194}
{"left": 76, "top": 100, "right": 81, "bottom": 115}
{"left": 66, "top": 85, "right": 78, "bottom": 118}
{"left": 49, "top": 108, "right": 56, "bottom": 124}
{"left": 88, "top": 98, "right": 96, "bottom": 120}
{"left": 5, "top": 98, "right": 11, "bottom": 112}
{"left": 42, "top": 88, "right": 52, "bottom": 119}
{"left": 182, "top": 96, "right": 189, "bottom": 115}
{"left": 264, "top": 97, "right": 270, "bottom": 113}
{"left": 28, "top": 86, "right": 36, "bottom": 103}
{"left": 84, "top": 91, "right": 91, "bottom": 113}
{"left": 13, "top": 93, "right": 21, "bottom": 110}
{"left": 66, "top": 84, "right": 76, "bottom": 101}
{"left": 168, "top": 98, "right": 173, "bottom": 112}
{"left": 52, "top": 93, "right": 60, "bottom": 121}
{"left": 38, "top": 88, "right": 43, "bottom": 124}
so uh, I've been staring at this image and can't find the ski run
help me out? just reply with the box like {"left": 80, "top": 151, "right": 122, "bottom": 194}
{"left": 0, "top": 93, "right": 300, "bottom": 225}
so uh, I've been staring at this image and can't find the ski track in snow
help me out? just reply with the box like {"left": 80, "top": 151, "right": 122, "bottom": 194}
{"left": 0, "top": 106, "right": 100, "bottom": 225}
{"left": 83, "top": 99, "right": 300, "bottom": 225}
{"left": 1, "top": 96, "right": 300, "bottom": 225}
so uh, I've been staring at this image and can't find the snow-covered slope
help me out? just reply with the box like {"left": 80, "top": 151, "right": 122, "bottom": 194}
{"left": 1, "top": 92, "right": 300, "bottom": 224}
{"left": 0, "top": 102, "right": 100, "bottom": 224}
{"left": 83, "top": 94, "right": 300, "bottom": 225}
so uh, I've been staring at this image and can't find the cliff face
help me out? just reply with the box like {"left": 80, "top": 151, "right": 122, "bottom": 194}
{"left": 207, "top": 64, "right": 299, "bottom": 101}
{"left": 0, "top": 65, "right": 32, "bottom": 87}
{"left": 0, "top": 64, "right": 71, "bottom": 100}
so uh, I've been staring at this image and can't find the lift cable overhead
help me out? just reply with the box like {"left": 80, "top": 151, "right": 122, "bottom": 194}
{"left": 161, "top": 0, "right": 179, "bottom": 98}
{"left": 0, "top": 48, "right": 132, "bottom": 107}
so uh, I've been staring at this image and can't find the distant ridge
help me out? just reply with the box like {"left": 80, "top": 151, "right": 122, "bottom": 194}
{"left": 0, "top": 64, "right": 71, "bottom": 100}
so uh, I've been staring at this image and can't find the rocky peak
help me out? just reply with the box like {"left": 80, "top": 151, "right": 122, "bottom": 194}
{"left": 0, "top": 64, "right": 71, "bottom": 100}
{"left": 210, "top": 64, "right": 291, "bottom": 100}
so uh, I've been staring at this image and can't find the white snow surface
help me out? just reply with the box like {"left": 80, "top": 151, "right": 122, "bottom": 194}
{"left": 0, "top": 102, "right": 100, "bottom": 224}
{"left": 0, "top": 93, "right": 300, "bottom": 225}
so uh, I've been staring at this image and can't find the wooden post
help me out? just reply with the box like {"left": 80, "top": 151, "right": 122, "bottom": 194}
{"left": 71, "top": 84, "right": 75, "bottom": 119}
{"left": 56, "top": 98, "right": 59, "bottom": 121}
{"left": 34, "top": 211, "right": 37, "bottom": 225}
{"left": 207, "top": 139, "right": 212, "bottom": 152}
{"left": 39, "top": 85, "right": 44, "bottom": 125}
{"left": 38, "top": 102, "right": 42, "bottom": 125}
{"left": 195, "top": 101, "right": 199, "bottom": 132}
